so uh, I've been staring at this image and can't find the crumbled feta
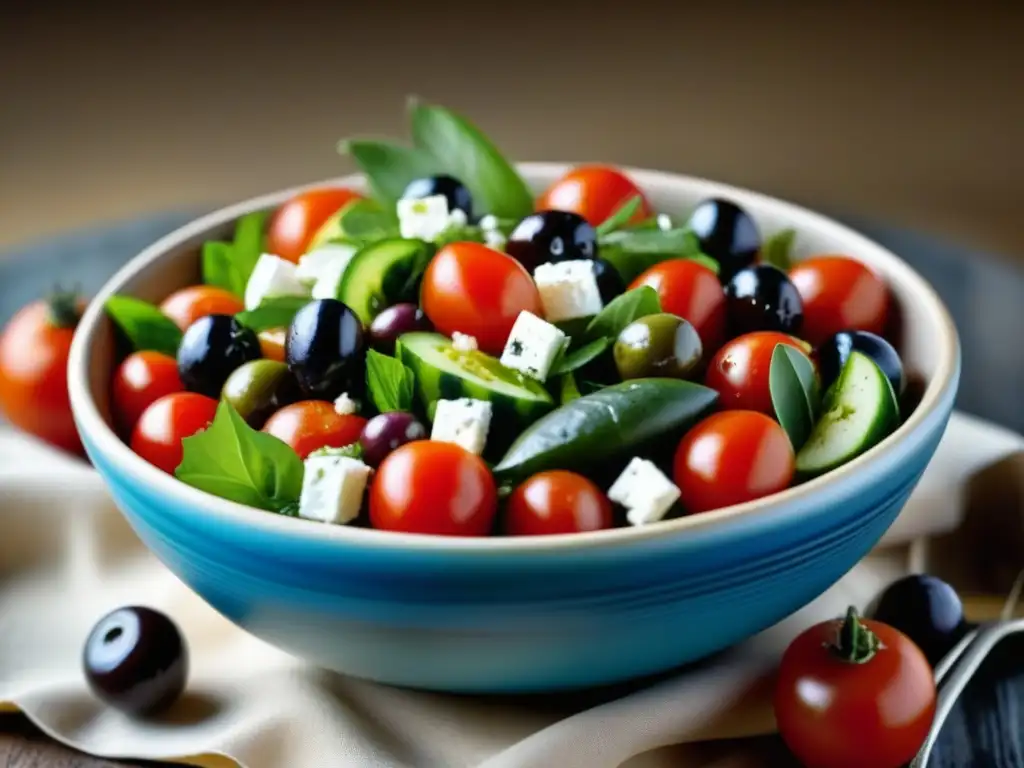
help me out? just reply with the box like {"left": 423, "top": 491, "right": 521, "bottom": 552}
{"left": 608, "top": 457, "right": 681, "bottom": 526}
{"left": 451, "top": 332, "right": 479, "bottom": 353}
{"left": 296, "top": 243, "right": 357, "bottom": 287}
{"left": 244, "top": 253, "right": 309, "bottom": 311}
{"left": 333, "top": 392, "right": 359, "bottom": 416}
{"left": 430, "top": 398, "right": 493, "bottom": 455}
{"left": 657, "top": 214, "right": 672, "bottom": 231}
{"left": 398, "top": 194, "right": 451, "bottom": 241}
{"left": 533, "top": 260, "right": 604, "bottom": 323}
{"left": 478, "top": 215, "right": 507, "bottom": 249}
{"left": 448, "top": 208, "right": 469, "bottom": 228}
{"left": 499, "top": 311, "right": 568, "bottom": 382}
{"left": 298, "top": 454, "right": 371, "bottom": 525}
{"left": 478, "top": 215, "right": 499, "bottom": 231}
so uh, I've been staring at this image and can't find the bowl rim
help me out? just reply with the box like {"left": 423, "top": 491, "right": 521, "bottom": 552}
{"left": 67, "top": 162, "right": 961, "bottom": 555}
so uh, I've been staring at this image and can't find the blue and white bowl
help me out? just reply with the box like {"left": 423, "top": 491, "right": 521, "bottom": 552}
{"left": 67, "top": 164, "right": 960, "bottom": 693}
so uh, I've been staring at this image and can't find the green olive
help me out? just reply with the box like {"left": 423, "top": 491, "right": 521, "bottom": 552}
{"left": 613, "top": 313, "right": 703, "bottom": 381}
{"left": 222, "top": 359, "right": 299, "bottom": 427}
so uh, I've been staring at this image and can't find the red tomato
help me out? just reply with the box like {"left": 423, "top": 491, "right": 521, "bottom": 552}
{"left": 774, "top": 607, "right": 936, "bottom": 768}
{"left": 159, "top": 285, "right": 245, "bottom": 331}
{"left": 130, "top": 392, "right": 218, "bottom": 474}
{"left": 266, "top": 187, "right": 363, "bottom": 263}
{"left": 506, "top": 470, "right": 613, "bottom": 536}
{"left": 111, "top": 351, "right": 184, "bottom": 436}
{"left": 704, "top": 331, "right": 810, "bottom": 415}
{"left": 421, "top": 242, "right": 543, "bottom": 355}
{"left": 788, "top": 256, "right": 890, "bottom": 347}
{"left": 258, "top": 328, "right": 287, "bottom": 362}
{"left": 537, "top": 165, "right": 652, "bottom": 227}
{"left": 673, "top": 410, "right": 794, "bottom": 513}
{"left": 0, "top": 294, "right": 85, "bottom": 455}
{"left": 261, "top": 400, "right": 366, "bottom": 459}
{"left": 630, "top": 260, "right": 726, "bottom": 351}
{"left": 370, "top": 440, "right": 497, "bottom": 536}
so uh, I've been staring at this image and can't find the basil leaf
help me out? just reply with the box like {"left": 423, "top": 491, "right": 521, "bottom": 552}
{"left": 336, "top": 198, "right": 400, "bottom": 243}
{"left": 235, "top": 296, "right": 309, "bottom": 332}
{"left": 769, "top": 344, "right": 821, "bottom": 451}
{"left": 559, "top": 372, "right": 582, "bottom": 404}
{"left": 408, "top": 100, "right": 533, "bottom": 220}
{"left": 551, "top": 337, "right": 610, "bottom": 376}
{"left": 231, "top": 212, "right": 270, "bottom": 287}
{"left": 596, "top": 195, "right": 643, "bottom": 237}
{"left": 365, "top": 349, "right": 416, "bottom": 413}
{"left": 201, "top": 241, "right": 244, "bottom": 296}
{"left": 340, "top": 139, "right": 443, "bottom": 204}
{"left": 583, "top": 286, "right": 661, "bottom": 343}
{"left": 761, "top": 228, "right": 797, "bottom": 271}
{"left": 598, "top": 227, "right": 719, "bottom": 283}
{"left": 104, "top": 295, "right": 183, "bottom": 356}
{"left": 176, "top": 400, "right": 304, "bottom": 512}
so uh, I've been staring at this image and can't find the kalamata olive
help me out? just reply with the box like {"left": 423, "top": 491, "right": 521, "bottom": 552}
{"left": 505, "top": 210, "right": 598, "bottom": 273}
{"left": 817, "top": 329, "right": 904, "bottom": 395}
{"left": 613, "top": 313, "right": 703, "bottom": 380}
{"left": 724, "top": 264, "right": 803, "bottom": 337}
{"left": 368, "top": 303, "right": 432, "bottom": 354}
{"left": 177, "top": 314, "right": 261, "bottom": 398}
{"left": 401, "top": 174, "right": 474, "bottom": 218}
{"left": 686, "top": 198, "right": 760, "bottom": 281}
{"left": 871, "top": 574, "right": 967, "bottom": 667}
{"left": 83, "top": 606, "right": 188, "bottom": 715}
{"left": 221, "top": 359, "right": 301, "bottom": 428}
{"left": 286, "top": 299, "right": 365, "bottom": 400}
{"left": 592, "top": 257, "right": 627, "bottom": 305}
{"left": 359, "top": 411, "right": 427, "bottom": 467}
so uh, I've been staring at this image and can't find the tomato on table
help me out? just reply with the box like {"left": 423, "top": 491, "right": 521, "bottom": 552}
{"left": 0, "top": 292, "right": 85, "bottom": 455}
{"left": 258, "top": 328, "right": 287, "bottom": 362}
{"left": 421, "top": 242, "right": 543, "bottom": 355}
{"left": 704, "top": 331, "right": 809, "bottom": 415}
{"left": 159, "top": 285, "right": 245, "bottom": 331}
{"left": 370, "top": 440, "right": 497, "bottom": 536}
{"left": 131, "top": 392, "right": 218, "bottom": 474}
{"left": 536, "top": 165, "right": 652, "bottom": 227}
{"left": 629, "top": 260, "right": 726, "bottom": 351}
{"left": 506, "top": 470, "right": 613, "bottom": 536}
{"left": 775, "top": 607, "right": 936, "bottom": 768}
{"left": 111, "top": 351, "right": 184, "bottom": 436}
{"left": 266, "top": 187, "right": 364, "bottom": 263}
{"left": 261, "top": 400, "right": 366, "bottom": 459}
{"left": 673, "top": 410, "right": 794, "bottom": 514}
{"left": 788, "top": 256, "right": 890, "bottom": 347}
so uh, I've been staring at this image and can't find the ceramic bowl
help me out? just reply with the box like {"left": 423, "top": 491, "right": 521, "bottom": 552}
{"left": 67, "top": 164, "right": 960, "bottom": 693}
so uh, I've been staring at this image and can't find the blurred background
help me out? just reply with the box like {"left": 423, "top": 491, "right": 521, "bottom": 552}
{"left": 1, "top": 2, "right": 1022, "bottom": 260}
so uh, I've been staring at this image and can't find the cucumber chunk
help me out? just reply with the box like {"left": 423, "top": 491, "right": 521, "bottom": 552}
{"left": 336, "top": 239, "right": 433, "bottom": 325}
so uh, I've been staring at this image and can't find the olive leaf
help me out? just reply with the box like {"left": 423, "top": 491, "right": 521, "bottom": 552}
{"left": 595, "top": 195, "right": 643, "bottom": 237}
{"left": 551, "top": 337, "right": 610, "bottom": 376}
{"left": 365, "top": 349, "right": 416, "bottom": 413}
{"left": 104, "top": 295, "right": 183, "bottom": 357}
{"left": 583, "top": 286, "right": 661, "bottom": 343}
{"left": 340, "top": 139, "right": 444, "bottom": 204}
{"left": 761, "top": 228, "right": 797, "bottom": 271}
{"left": 235, "top": 296, "right": 310, "bottom": 333}
{"left": 769, "top": 343, "right": 821, "bottom": 451}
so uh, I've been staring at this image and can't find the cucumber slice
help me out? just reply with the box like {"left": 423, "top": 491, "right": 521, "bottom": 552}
{"left": 336, "top": 239, "right": 433, "bottom": 325}
{"left": 795, "top": 351, "right": 900, "bottom": 478}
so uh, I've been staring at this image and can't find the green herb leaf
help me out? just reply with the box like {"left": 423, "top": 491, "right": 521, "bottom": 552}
{"left": 551, "top": 337, "right": 610, "bottom": 376}
{"left": 310, "top": 443, "right": 364, "bottom": 460}
{"left": 235, "top": 295, "right": 310, "bottom": 332}
{"left": 176, "top": 400, "right": 304, "bottom": 512}
{"left": 340, "top": 139, "right": 443, "bottom": 204}
{"left": 595, "top": 195, "right": 643, "bottom": 237}
{"left": 583, "top": 286, "right": 661, "bottom": 343}
{"left": 408, "top": 100, "right": 533, "bottom": 220}
{"left": 201, "top": 241, "right": 245, "bottom": 296}
{"left": 598, "top": 227, "right": 719, "bottom": 283}
{"left": 231, "top": 212, "right": 270, "bottom": 288}
{"left": 104, "top": 295, "right": 183, "bottom": 356}
{"left": 559, "top": 372, "right": 582, "bottom": 404}
{"left": 769, "top": 343, "right": 821, "bottom": 451}
{"left": 365, "top": 349, "right": 416, "bottom": 413}
{"left": 335, "top": 198, "right": 400, "bottom": 244}
{"left": 761, "top": 228, "right": 797, "bottom": 271}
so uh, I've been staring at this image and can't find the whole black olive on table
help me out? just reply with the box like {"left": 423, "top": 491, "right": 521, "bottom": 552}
{"left": 287, "top": 299, "right": 366, "bottom": 401}
{"left": 177, "top": 314, "right": 261, "bottom": 398}
{"left": 401, "top": 175, "right": 474, "bottom": 219}
{"left": 817, "top": 329, "right": 905, "bottom": 395}
{"left": 685, "top": 197, "right": 760, "bottom": 282}
{"left": 723, "top": 264, "right": 804, "bottom": 337}
{"left": 871, "top": 573, "right": 968, "bottom": 667}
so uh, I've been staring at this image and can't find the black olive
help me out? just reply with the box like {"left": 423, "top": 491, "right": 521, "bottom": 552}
{"left": 401, "top": 174, "right": 473, "bottom": 219}
{"left": 724, "top": 264, "right": 803, "bottom": 337}
{"left": 177, "top": 314, "right": 261, "bottom": 398}
{"left": 871, "top": 574, "right": 967, "bottom": 667}
{"left": 368, "top": 303, "right": 432, "bottom": 355}
{"left": 360, "top": 411, "right": 427, "bottom": 467}
{"left": 817, "top": 330, "right": 904, "bottom": 395}
{"left": 592, "top": 257, "right": 626, "bottom": 305}
{"left": 505, "top": 210, "right": 598, "bottom": 273}
{"left": 286, "top": 299, "right": 365, "bottom": 400}
{"left": 686, "top": 198, "right": 760, "bottom": 281}
{"left": 83, "top": 606, "right": 188, "bottom": 715}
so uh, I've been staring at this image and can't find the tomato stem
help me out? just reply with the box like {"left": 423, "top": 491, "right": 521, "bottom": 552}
{"left": 828, "top": 605, "right": 879, "bottom": 664}
{"left": 47, "top": 287, "right": 82, "bottom": 329}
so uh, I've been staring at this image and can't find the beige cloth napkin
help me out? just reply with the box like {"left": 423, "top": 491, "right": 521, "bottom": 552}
{"left": 1, "top": 412, "right": 1022, "bottom": 768}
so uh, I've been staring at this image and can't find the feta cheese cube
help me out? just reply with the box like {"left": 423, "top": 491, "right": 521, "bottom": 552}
{"left": 298, "top": 454, "right": 371, "bottom": 525}
{"left": 499, "top": 311, "right": 568, "bottom": 382}
{"left": 333, "top": 392, "right": 359, "bottom": 416}
{"left": 533, "top": 260, "right": 604, "bottom": 322}
{"left": 608, "top": 457, "right": 681, "bottom": 526}
{"left": 310, "top": 246, "right": 359, "bottom": 300}
{"left": 451, "top": 331, "right": 479, "bottom": 353}
{"left": 430, "top": 398, "right": 493, "bottom": 455}
{"left": 244, "top": 253, "right": 309, "bottom": 311}
{"left": 296, "top": 243, "right": 357, "bottom": 286}
{"left": 397, "top": 194, "right": 451, "bottom": 241}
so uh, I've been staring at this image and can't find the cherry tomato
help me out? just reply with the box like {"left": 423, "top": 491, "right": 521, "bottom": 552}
{"left": 130, "top": 392, "right": 218, "bottom": 474}
{"left": 506, "top": 470, "right": 613, "bottom": 536}
{"left": 673, "top": 410, "right": 794, "bottom": 513}
{"left": 159, "top": 285, "right": 245, "bottom": 331}
{"left": 775, "top": 607, "right": 936, "bottom": 768}
{"left": 0, "top": 293, "right": 85, "bottom": 455}
{"left": 537, "top": 165, "right": 653, "bottom": 227}
{"left": 421, "top": 242, "right": 543, "bottom": 355}
{"left": 261, "top": 400, "right": 366, "bottom": 459}
{"left": 629, "top": 260, "right": 726, "bottom": 351}
{"left": 369, "top": 440, "right": 497, "bottom": 536}
{"left": 111, "top": 351, "right": 184, "bottom": 436}
{"left": 704, "top": 331, "right": 809, "bottom": 415}
{"left": 788, "top": 256, "right": 890, "bottom": 347}
{"left": 258, "top": 328, "right": 287, "bottom": 362}
{"left": 266, "top": 187, "right": 363, "bottom": 263}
